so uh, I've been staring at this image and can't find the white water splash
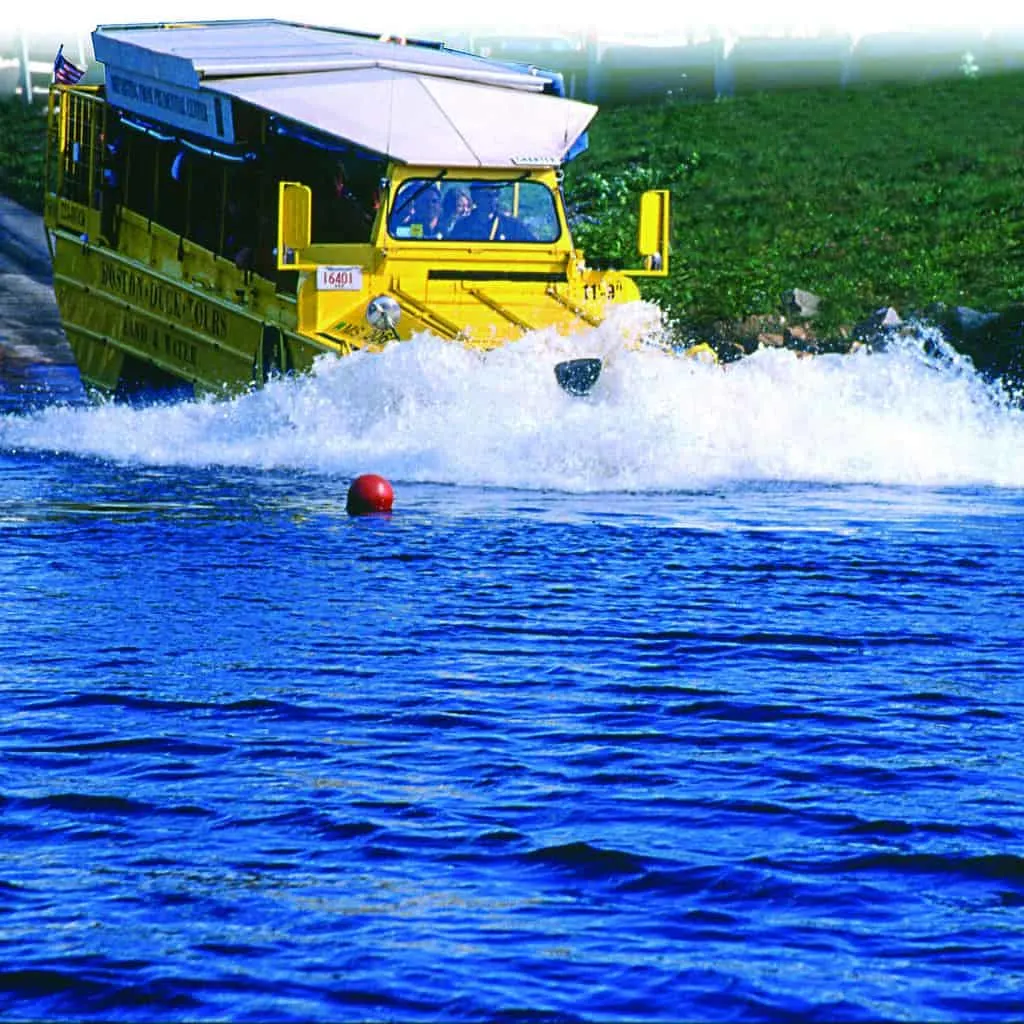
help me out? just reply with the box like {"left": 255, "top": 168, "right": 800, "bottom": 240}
{"left": 3, "top": 303, "right": 1023, "bottom": 491}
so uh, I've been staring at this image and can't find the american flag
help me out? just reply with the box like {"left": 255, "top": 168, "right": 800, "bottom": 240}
{"left": 53, "top": 45, "right": 85, "bottom": 85}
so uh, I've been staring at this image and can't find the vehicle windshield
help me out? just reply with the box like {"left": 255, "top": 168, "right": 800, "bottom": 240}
{"left": 388, "top": 178, "right": 561, "bottom": 243}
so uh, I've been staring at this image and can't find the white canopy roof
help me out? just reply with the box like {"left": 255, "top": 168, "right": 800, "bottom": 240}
{"left": 206, "top": 67, "right": 595, "bottom": 168}
{"left": 92, "top": 20, "right": 595, "bottom": 168}
{"left": 93, "top": 20, "right": 550, "bottom": 91}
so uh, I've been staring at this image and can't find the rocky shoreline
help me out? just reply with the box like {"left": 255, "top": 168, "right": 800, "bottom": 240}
{"left": 684, "top": 287, "right": 1024, "bottom": 391}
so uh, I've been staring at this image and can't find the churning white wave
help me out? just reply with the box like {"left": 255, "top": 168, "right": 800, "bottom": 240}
{"left": 3, "top": 302, "right": 1023, "bottom": 491}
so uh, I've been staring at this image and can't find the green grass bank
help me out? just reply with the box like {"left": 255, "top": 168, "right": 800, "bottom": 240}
{"left": 564, "top": 71, "right": 1023, "bottom": 339}
{"left": 3, "top": 74, "right": 1021, "bottom": 345}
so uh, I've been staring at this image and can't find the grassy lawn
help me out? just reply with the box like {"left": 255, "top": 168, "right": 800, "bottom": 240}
{"left": 3, "top": 72, "right": 1021, "bottom": 339}
{"left": 565, "top": 71, "right": 1024, "bottom": 334}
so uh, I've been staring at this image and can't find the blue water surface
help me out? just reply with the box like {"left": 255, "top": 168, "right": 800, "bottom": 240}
{"left": 3, "top": 327, "right": 1024, "bottom": 1021}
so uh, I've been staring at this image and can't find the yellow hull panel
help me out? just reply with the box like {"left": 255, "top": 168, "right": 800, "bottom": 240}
{"left": 50, "top": 234, "right": 329, "bottom": 397}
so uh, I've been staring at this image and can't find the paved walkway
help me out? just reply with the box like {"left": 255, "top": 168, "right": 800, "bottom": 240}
{"left": 0, "top": 194, "right": 51, "bottom": 277}
{"left": 0, "top": 195, "right": 73, "bottom": 366}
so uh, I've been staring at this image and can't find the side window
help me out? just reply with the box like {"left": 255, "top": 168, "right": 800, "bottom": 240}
{"left": 222, "top": 169, "right": 271, "bottom": 273}
{"left": 310, "top": 157, "right": 379, "bottom": 244}
{"left": 155, "top": 144, "right": 187, "bottom": 236}
{"left": 188, "top": 156, "right": 222, "bottom": 251}
{"left": 122, "top": 131, "right": 158, "bottom": 220}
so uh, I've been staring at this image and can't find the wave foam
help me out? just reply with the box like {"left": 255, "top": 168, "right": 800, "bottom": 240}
{"left": 3, "top": 304, "right": 1023, "bottom": 491}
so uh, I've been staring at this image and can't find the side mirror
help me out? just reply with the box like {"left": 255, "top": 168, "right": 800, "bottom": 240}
{"left": 277, "top": 181, "right": 314, "bottom": 270}
{"left": 627, "top": 189, "right": 670, "bottom": 278}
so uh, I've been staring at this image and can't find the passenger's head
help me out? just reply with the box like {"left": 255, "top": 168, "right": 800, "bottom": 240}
{"left": 416, "top": 187, "right": 442, "bottom": 221}
{"left": 470, "top": 183, "right": 500, "bottom": 215}
{"left": 444, "top": 188, "right": 472, "bottom": 220}
{"left": 329, "top": 159, "right": 350, "bottom": 196}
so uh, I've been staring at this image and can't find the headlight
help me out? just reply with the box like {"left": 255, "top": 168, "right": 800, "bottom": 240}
{"left": 366, "top": 295, "right": 401, "bottom": 331}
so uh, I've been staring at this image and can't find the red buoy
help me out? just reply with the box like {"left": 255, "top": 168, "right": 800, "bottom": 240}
{"left": 346, "top": 473, "right": 394, "bottom": 515}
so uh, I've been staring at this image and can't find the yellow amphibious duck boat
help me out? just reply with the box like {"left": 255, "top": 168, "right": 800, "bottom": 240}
{"left": 44, "top": 20, "right": 672, "bottom": 399}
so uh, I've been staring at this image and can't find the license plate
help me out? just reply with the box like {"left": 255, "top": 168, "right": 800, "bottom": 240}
{"left": 316, "top": 266, "right": 363, "bottom": 291}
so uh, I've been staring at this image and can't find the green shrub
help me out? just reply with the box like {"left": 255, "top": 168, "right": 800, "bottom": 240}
{"left": 0, "top": 98, "right": 47, "bottom": 213}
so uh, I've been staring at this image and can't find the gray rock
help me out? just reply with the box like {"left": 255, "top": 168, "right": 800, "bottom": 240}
{"left": 951, "top": 305, "right": 1000, "bottom": 335}
{"left": 781, "top": 287, "right": 821, "bottom": 318}
{"left": 852, "top": 306, "right": 903, "bottom": 342}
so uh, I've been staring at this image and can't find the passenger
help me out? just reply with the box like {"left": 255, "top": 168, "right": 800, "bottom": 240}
{"left": 440, "top": 187, "right": 472, "bottom": 234}
{"left": 447, "top": 183, "right": 535, "bottom": 242}
{"left": 314, "top": 159, "right": 373, "bottom": 243}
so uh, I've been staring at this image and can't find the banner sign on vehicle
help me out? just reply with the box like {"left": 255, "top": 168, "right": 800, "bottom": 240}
{"left": 106, "top": 69, "right": 235, "bottom": 143}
